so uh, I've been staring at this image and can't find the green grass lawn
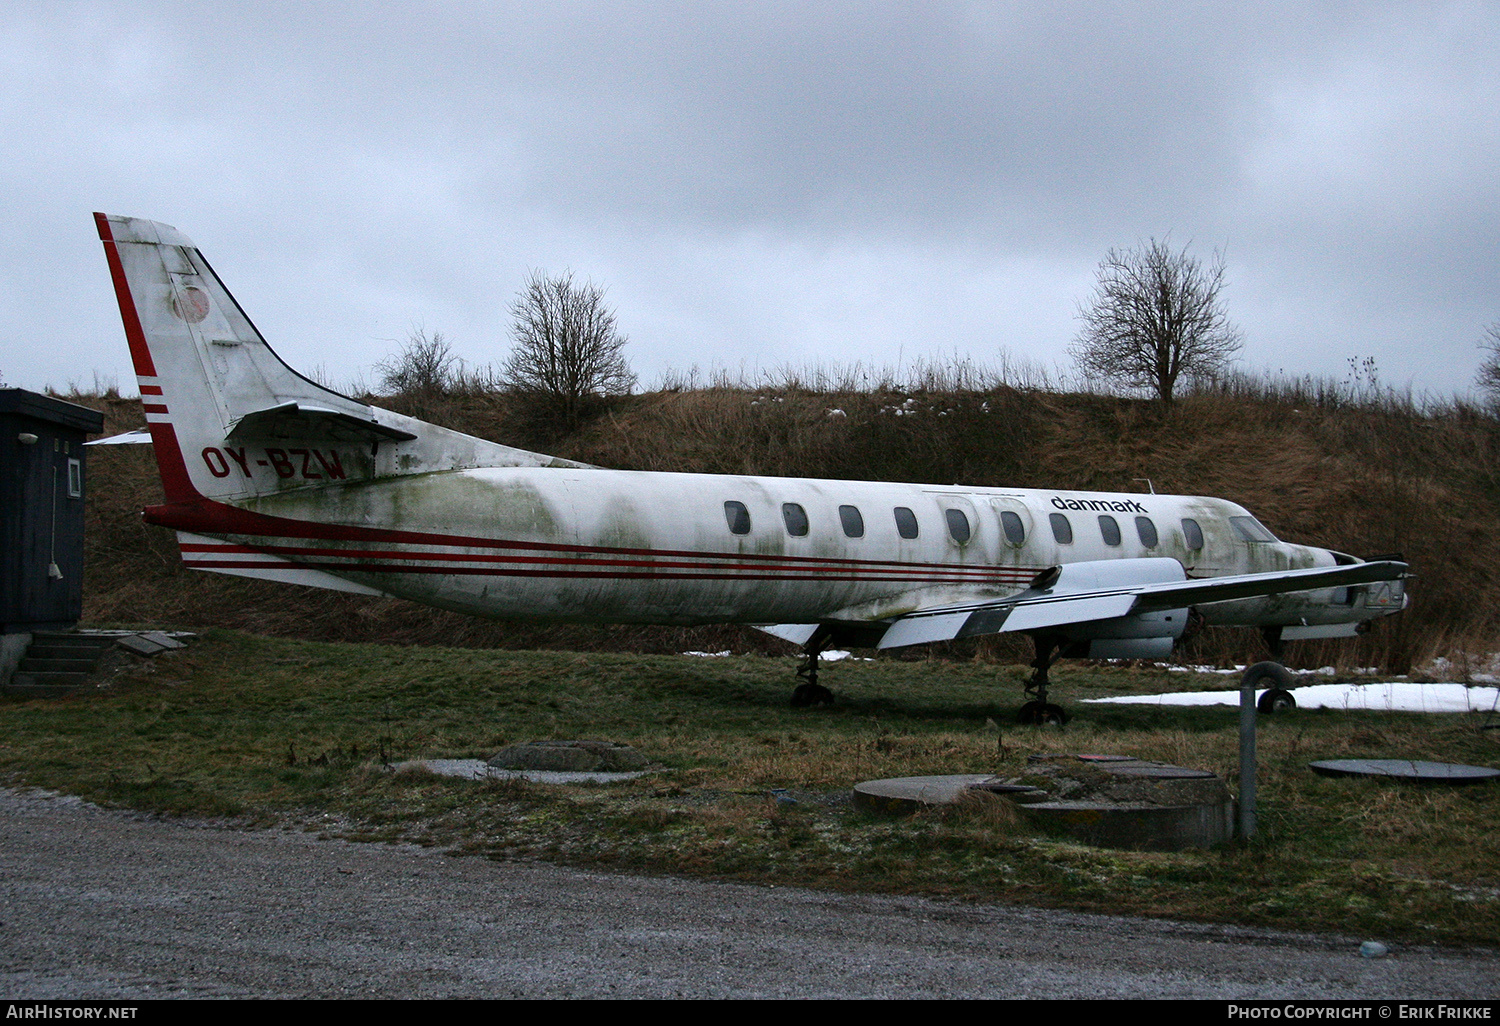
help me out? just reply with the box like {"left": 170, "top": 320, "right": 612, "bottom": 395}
{"left": 3, "top": 628, "right": 1497, "bottom": 947}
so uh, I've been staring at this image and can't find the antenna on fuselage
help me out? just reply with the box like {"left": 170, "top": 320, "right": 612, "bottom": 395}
{"left": 1133, "top": 478, "right": 1156, "bottom": 494}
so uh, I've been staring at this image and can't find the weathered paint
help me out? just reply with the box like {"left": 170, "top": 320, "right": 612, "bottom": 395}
{"left": 95, "top": 213, "right": 1408, "bottom": 647}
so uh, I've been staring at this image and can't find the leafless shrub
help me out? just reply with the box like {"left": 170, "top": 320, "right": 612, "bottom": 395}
{"left": 377, "top": 328, "right": 460, "bottom": 399}
{"left": 1072, "top": 238, "right": 1243, "bottom": 404}
{"left": 1477, "top": 322, "right": 1500, "bottom": 409}
{"left": 504, "top": 270, "right": 635, "bottom": 431}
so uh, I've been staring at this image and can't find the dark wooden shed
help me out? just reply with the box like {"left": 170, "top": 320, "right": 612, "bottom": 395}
{"left": 0, "top": 389, "right": 105, "bottom": 634}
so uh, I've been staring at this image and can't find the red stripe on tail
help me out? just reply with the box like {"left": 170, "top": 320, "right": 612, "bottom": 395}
{"left": 94, "top": 213, "right": 157, "bottom": 378}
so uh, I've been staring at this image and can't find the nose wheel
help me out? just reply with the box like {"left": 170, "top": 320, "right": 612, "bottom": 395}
{"left": 1245, "top": 660, "right": 1298, "bottom": 714}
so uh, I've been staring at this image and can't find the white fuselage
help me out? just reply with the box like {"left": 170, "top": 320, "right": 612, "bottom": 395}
{"left": 186, "top": 464, "right": 1397, "bottom": 632}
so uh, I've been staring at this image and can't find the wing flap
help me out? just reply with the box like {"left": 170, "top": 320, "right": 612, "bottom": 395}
{"left": 1001, "top": 593, "right": 1139, "bottom": 632}
{"left": 875, "top": 611, "right": 976, "bottom": 649}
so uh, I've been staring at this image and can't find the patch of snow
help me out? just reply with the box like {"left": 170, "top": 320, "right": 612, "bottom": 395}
{"left": 683, "top": 650, "right": 733, "bottom": 658}
{"left": 1084, "top": 683, "right": 1500, "bottom": 714}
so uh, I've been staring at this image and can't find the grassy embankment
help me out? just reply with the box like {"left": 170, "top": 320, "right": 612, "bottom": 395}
{"left": 1, "top": 628, "right": 1496, "bottom": 946}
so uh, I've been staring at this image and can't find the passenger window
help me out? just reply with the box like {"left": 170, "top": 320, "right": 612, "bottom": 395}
{"left": 1049, "top": 512, "right": 1073, "bottom": 545}
{"left": 1098, "top": 515, "right": 1121, "bottom": 546}
{"left": 946, "top": 508, "right": 971, "bottom": 544}
{"left": 782, "top": 503, "right": 809, "bottom": 537}
{"left": 839, "top": 504, "right": 864, "bottom": 538}
{"left": 894, "top": 507, "right": 919, "bottom": 539}
{"left": 1182, "top": 518, "right": 1204, "bottom": 550}
{"left": 724, "top": 500, "right": 751, "bottom": 535}
{"left": 1000, "top": 511, "right": 1025, "bottom": 546}
{"left": 1136, "top": 516, "right": 1159, "bottom": 548}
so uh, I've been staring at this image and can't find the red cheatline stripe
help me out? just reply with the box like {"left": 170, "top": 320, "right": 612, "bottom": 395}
{"left": 161, "top": 503, "right": 1033, "bottom": 574}
{"left": 176, "top": 540, "right": 1041, "bottom": 581}
{"left": 180, "top": 556, "right": 1020, "bottom": 584}
{"left": 139, "top": 384, "right": 163, "bottom": 395}
{"left": 181, "top": 546, "right": 1032, "bottom": 576}
{"left": 142, "top": 403, "right": 169, "bottom": 414}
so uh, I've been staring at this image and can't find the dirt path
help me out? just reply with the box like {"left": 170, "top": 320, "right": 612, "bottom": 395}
{"left": 1, "top": 788, "right": 1495, "bottom": 999}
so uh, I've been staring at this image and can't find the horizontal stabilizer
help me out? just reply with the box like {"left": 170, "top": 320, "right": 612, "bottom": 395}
{"left": 175, "top": 532, "right": 390, "bottom": 596}
{"left": 85, "top": 428, "right": 153, "bottom": 445}
{"left": 227, "top": 402, "right": 418, "bottom": 443}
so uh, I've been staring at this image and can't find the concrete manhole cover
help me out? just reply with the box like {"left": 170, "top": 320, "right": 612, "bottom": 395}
{"left": 1308, "top": 759, "right": 1500, "bottom": 784}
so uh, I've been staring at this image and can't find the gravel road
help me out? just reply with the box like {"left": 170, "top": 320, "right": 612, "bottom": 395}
{"left": 2, "top": 788, "right": 1495, "bottom": 999}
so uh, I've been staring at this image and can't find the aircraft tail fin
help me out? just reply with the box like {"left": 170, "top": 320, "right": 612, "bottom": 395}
{"left": 94, "top": 213, "right": 585, "bottom": 506}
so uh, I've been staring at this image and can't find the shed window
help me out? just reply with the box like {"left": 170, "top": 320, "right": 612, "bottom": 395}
{"left": 1098, "top": 515, "right": 1121, "bottom": 546}
{"left": 894, "top": 506, "right": 919, "bottom": 539}
{"left": 838, "top": 504, "right": 865, "bottom": 538}
{"left": 1181, "top": 517, "right": 1204, "bottom": 550}
{"left": 67, "top": 458, "right": 82, "bottom": 498}
{"left": 1049, "top": 512, "right": 1073, "bottom": 545}
{"left": 1135, "top": 516, "right": 1159, "bottom": 548}
{"left": 945, "top": 508, "right": 971, "bottom": 544}
{"left": 781, "top": 503, "right": 809, "bottom": 537}
{"left": 724, "top": 500, "right": 751, "bottom": 535}
{"left": 1000, "top": 510, "right": 1025, "bottom": 546}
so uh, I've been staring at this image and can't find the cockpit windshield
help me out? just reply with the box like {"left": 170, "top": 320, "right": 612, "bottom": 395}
{"left": 1230, "top": 516, "right": 1279, "bottom": 543}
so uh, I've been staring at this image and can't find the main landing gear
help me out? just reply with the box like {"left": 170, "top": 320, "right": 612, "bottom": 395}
{"left": 790, "top": 639, "right": 835, "bottom": 708}
{"left": 1017, "top": 635, "right": 1070, "bottom": 726}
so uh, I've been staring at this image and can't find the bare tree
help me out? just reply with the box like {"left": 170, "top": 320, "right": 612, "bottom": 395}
{"left": 1477, "top": 322, "right": 1500, "bottom": 408}
{"left": 1071, "top": 238, "right": 1243, "bottom": 404}
{"left": 377, "top": 328, "right": 458, "bottom": 398}
{"left": 504, "top": 270, "right": 635, "bottom": 429}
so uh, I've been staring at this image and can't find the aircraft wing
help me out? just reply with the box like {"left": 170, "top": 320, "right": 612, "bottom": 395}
{"left": 872, "top": 558, "right": 1409, "bottom": 649}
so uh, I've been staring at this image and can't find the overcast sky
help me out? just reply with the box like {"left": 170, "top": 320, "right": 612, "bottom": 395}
{"left": 3, "top": 1, "right": 1497, "bottom": 400}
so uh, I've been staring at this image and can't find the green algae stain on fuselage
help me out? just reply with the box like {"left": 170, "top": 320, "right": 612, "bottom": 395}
{"left": 241, "top": 469, "right": 566, "bottom": 544}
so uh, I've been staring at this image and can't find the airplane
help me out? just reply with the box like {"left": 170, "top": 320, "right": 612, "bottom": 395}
{"left": 93, "top": 213, "right": 1410, "bottom": 723}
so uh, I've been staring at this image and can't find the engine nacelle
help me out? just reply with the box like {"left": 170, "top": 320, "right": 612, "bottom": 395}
{"left": 1034, "top": 558, "right": 1191, "bottom": 659}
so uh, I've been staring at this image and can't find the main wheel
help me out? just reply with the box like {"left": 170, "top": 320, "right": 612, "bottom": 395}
{"left": 1017, "top": 701, "right": 1069, "bottom": 726}
{"left": 790, "top": 682, "right": 835, "bottom": 708}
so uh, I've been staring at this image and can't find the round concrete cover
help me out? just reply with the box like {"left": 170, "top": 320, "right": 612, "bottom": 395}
{"left": 852, "top": 774, "right": 999, "bottom": 813}
{"left": 1108, "top": 765, "right": 1217, "bottom": 779}
{"left": 1308, "top": 759, "right": 1500, "bottom": 784}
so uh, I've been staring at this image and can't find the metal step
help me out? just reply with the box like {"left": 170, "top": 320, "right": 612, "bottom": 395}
{"left": 8, "top": 671, "right": 90, "bottom": 692}
{"left": 25, "top": 644, "right": 109, "bottom": 660}
{"left": 17, "top": 657, "right": 99, "bottom": 673}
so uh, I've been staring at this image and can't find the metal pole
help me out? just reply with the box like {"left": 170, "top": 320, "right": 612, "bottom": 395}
{"left": 1238, "top": 682, "right": 1257, "bottom": 839}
